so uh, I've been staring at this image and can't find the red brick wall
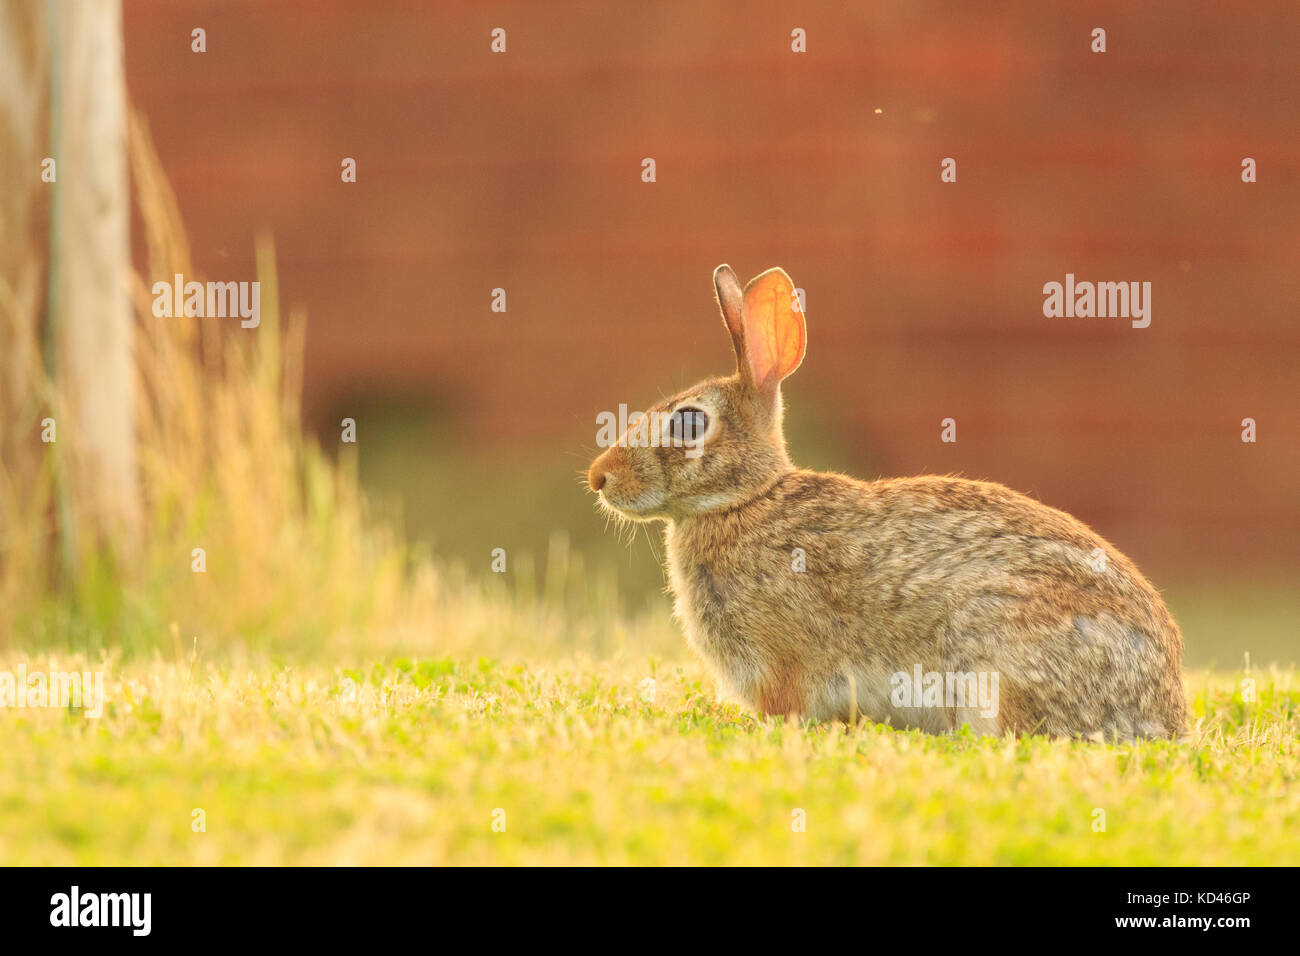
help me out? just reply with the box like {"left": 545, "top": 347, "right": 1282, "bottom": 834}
{"left": 123, "top": 0, "right": 1300, "bottom": 574}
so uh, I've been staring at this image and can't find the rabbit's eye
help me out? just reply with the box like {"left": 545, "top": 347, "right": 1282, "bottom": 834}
{"left": 670, "top": 407, "right": 709, "bottom": 444}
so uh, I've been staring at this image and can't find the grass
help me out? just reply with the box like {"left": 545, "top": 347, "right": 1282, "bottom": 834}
{"left": 1, "top": 653, "right": 1296, "bottom": 865}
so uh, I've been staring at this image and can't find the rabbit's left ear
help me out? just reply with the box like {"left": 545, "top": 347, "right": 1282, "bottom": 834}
{"left": 714, "top": 264, "right": 747, "bottom": 373}
{"left": 741, "top": 268, "right": 805, "bottom": 391}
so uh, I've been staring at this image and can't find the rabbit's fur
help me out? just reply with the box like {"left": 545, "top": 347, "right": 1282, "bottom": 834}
{"left": 588, "top": 265, "right": 1187, "bottom": 739}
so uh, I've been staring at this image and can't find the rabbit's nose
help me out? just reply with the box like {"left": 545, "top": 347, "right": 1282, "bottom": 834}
{"left": 589, "top": 447, "right": 622, "bottom": 492}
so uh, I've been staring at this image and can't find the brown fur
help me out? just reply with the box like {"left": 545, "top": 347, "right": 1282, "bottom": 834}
{"left": 588, "top": 265, "right": 1187, "bottom": 739}
{"left": 756, "top": 663, "right": 806, "bottom": 719}
{"left": 972, "top": 678, "right": 1038, "bottom": 736}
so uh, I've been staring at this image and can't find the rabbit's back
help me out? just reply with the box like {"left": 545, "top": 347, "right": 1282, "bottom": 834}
{"left": 666, "top": 472, "right": 1187, "bottom": 738}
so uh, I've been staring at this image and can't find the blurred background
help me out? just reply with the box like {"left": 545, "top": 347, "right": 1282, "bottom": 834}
{"left": 4, "top": 1, "right": 1297, "bottom": 665}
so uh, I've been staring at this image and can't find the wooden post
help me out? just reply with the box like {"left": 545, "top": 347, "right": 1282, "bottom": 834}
{"left": 50, "top": 0, "right": 140, "bottom": 550}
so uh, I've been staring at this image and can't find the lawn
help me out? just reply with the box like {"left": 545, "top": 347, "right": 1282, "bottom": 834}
{"left": 2, "top": 652, "right": 1295, "bottom": 865}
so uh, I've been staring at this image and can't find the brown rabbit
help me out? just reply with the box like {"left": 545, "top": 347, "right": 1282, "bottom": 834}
{"left": 587, "top": 265, "right": 1187, "bottom": 739}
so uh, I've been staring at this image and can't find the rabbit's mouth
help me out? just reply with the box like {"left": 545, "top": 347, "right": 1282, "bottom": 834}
{"left": 596, "top": 488, "right": 666, "bottom": 521}
{"left": 589, "top": 447, "right": 668, "bottom": 519}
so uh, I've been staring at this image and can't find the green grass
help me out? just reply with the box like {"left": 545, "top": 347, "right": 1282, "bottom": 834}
{"left": 2, "top": 652, "right": 1295, "bottom": 865}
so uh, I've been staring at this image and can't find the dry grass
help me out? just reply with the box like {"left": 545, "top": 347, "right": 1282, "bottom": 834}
{"left": 3, "top": 114, "right": 668, "bottom": 662}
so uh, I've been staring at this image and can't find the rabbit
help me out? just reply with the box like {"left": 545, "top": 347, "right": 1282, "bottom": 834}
{"left": 587, "top": 264, "right": 1187, "bottom": 740}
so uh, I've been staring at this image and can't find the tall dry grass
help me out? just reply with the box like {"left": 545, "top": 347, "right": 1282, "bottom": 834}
{"left": 0, "top": 112, "right": 677, "bottom": 662}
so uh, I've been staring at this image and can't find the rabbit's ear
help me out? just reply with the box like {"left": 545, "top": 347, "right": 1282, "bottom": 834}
{"left": 740, "top": 268, "right": 805, "bottom": 391}
{"left": 713, "top": 264, "right": 747, "bottom": 374}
